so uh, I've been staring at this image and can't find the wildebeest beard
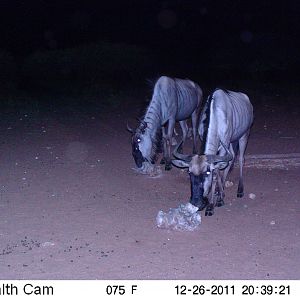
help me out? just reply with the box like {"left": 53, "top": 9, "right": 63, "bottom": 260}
{"left": 189, "top": 173, "right": 209, "bottom": 210}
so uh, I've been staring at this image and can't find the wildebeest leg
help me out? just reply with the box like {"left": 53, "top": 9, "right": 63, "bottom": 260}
{"left": 237, "top": 131, "right": 249, "bottom": 197}
{"left": 215, "top": 171, "right": 225, "bottom": 207}
{"left": 214, "top": 144, "right": 235, "bottom": 204}
{"left": 178, "top": 120, "right": 188, "bottom": 153}
{"left": 222, "top": 143, "right": 235, "bottom": 183}
{"left": 205, "top": 175, "right": 217, "bottom": 216}
{"left": 191, "top": 108, "right": 199, "bottom": 154}
{"left": 160, "top": 126, "right": 167, "bottom": 165}
{"left": 164, "top": 119, "right": 176, "bottom": 170}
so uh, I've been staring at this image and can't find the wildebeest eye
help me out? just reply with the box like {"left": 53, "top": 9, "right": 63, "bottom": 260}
{"left": 205, "top": 170, "right": 211, "bottom": 176}
{"left": 137, "top": 138, "right": 141, "bottom": 143}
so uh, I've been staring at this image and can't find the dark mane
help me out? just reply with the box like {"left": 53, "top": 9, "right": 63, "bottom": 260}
{"left": 200, "top": 88, "right": 230, "bottom": 154}
{"left": 200, "top": 92, "right": 213, "bottom": 153}
{"left": 149, "top": 127, "right": 162, "bottom": 163}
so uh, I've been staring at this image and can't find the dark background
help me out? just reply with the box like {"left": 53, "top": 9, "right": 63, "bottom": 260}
{"left": 0, "top": 0, "right": 299, "bottom": 101}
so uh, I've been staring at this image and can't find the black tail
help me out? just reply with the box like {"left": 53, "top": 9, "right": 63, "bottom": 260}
{"left": 229, "top": 141, "right": 239, "bottom": 171}
{"left": 232, "top": 141, "right": 239, "bottom": 156}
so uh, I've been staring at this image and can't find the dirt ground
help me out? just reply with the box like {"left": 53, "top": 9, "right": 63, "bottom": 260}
{"left": 0, "top": 88, "right": 299, "bottom": 280}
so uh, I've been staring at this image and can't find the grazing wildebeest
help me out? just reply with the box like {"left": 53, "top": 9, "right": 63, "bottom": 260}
{"left": 127, "top": 76, "right": 203, "bottom": 171}
{"left": 172, "top": 88, "right": 253, "bottom": 216}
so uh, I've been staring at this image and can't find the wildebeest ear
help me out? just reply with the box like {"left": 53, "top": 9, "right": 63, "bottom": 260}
{"left": 172, "top": 160, "right": 189, "bottom": 168}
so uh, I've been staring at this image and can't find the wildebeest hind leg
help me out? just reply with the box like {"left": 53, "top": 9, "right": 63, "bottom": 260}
{"left": 178, "top": 120, "right": 188, "bottom": 153}
{"left": 237, "top": 131, "right": 249, "bottom": 197}
{"left": 164, "top": 119, "right": 175, "bottom": 170}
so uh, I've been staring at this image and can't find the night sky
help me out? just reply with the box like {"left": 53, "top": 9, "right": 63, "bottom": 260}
{"left": 0, "top": 0, "right": 299, "bottom": 79}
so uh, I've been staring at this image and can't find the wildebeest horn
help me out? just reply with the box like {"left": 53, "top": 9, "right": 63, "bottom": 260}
{"left": 126, "top": 122, "right": 134, "bottom": 133}
{"left": 207, "top": 141, "right": 233, "bottom": 164}
{"left": 172, "top": 140, "right": 193, "bottom": 162}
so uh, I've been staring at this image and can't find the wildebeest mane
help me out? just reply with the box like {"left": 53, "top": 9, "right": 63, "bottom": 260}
{"left": 200, "top": 93, "right": 213, "bottom": 153}
{"left": 149, "top": 127, "right": 162, "bottom": 163}
{"left": 200, "top": 88, "right": 231, "bottom": 153}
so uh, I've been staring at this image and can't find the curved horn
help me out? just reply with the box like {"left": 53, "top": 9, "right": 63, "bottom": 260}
{"left": 126, "top": 122, "right": 134, "bottom": 133}
{"left": 172, "top": 140, "right": 193, "bottom": 162}
{"left": 207, "top": 141, "right": 233, "bottom": 164}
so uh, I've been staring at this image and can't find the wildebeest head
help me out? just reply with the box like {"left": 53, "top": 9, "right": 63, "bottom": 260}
{"left": 127, "top": 119, "right": 153, "bottom": 168}
{"left": 172, "top": 141, "right": 232, "bottom": 210}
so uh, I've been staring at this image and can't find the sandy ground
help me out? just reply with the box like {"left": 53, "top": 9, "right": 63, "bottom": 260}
{"left": 0, "top": 89, "right": 299, "bottom": 280}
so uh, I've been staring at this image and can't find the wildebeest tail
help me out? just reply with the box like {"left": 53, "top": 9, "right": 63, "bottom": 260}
{"left": 232, "top": 141, "right": 239, "bottom": 156}
{"left": 229, "top": 141, "right": 239, "bottom": 171}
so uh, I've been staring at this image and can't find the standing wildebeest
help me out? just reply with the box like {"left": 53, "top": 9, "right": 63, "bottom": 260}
{"left": 127, "top": 76, "right": 203, "bottom": 171}
{"left": 172, "top": 88, "right": 253, "bottom": 216}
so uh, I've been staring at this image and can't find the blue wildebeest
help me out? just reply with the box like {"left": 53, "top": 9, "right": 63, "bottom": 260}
{"left": 127, "top": 76, "right": 203, "bottom": 171}
{"left": 172, "top": 88, "right": 253, "bottom": 216}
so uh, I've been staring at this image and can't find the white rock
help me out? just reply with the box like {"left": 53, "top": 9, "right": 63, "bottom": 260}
{"left": 225, "top": 180, "right": 234, "bottom": 188}
{"left": 41, "top": 242, "right": 55, "bottom": 247}
{"left": 270, "top": 220, "right": 276, "bottom": 225}
{"left": 248, "top": 193, "right": 256, "bottom": 199}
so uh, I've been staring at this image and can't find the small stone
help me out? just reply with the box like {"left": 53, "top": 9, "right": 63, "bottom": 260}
{"left": 248, "top": 193, "right": 256, "bottom": 199}
{"left": 41, "top": 242, "right": 55, "bottom": 247}
{"left": 270, "top": 220, "right": 276, "bottom": 225}
{"left": 225, "top": 181, "right": 234, "bottom": 188}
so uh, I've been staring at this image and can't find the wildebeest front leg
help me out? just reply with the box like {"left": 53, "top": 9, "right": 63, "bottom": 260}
{"left": 215, "top": 171, "right": 225, "bottom": 207}
{"left": 205, "top": 176, "right": 217, "bottom": 216}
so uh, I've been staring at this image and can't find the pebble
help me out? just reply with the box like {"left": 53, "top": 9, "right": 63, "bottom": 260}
{"left": 41, "top": 242, "right": 55, "bottom": 247}
{"left": 248, "top": 193, "right": 256, "bottom": 199}
{"left": 270, "top": 220, "right": 276, "bottom": 225}
{"left": 225, "top": 181, "right": 233, "bottom": 188}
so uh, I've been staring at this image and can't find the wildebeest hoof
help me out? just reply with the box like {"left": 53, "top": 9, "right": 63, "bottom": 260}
{"left": 216, "top": 199, "right": 225, "bottom": 207}
{"left": 237, "top": 191, "right": 244, "bottom": 198}
{"left": 160, "top": 158, "right": 166, "bottom": 165}
{"left": 165, "top": 163, "right": 172, "bottom": 171}
{"left": 205, "top": 204, "right": 214, "bottom": 216}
